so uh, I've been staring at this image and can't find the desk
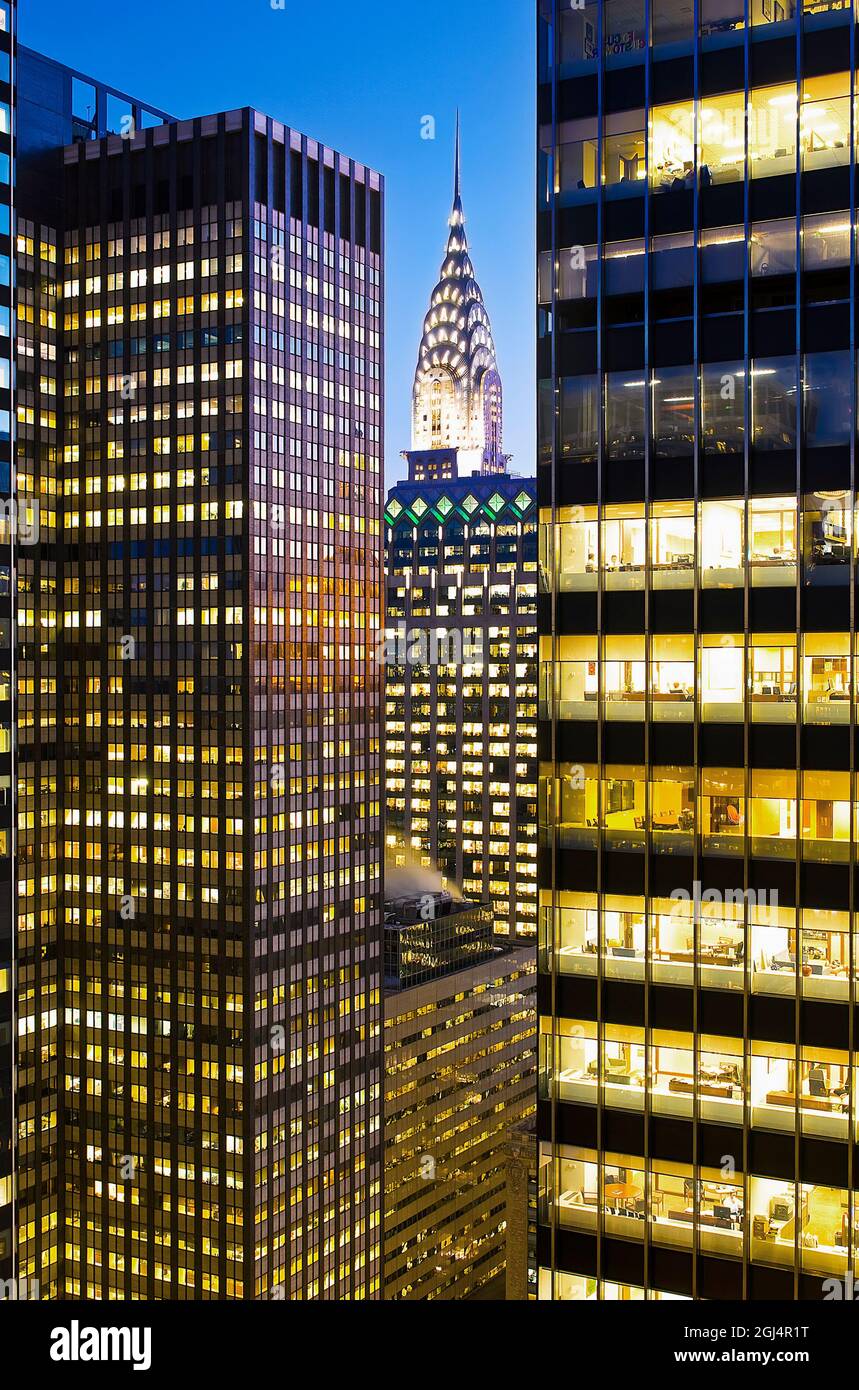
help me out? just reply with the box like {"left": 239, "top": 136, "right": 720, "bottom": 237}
{"left": 668, "top": 1077, "right": 735, "bottom": 1100}
{"left": 668, "top": 1208, "right": 741, "bottom": 1231}
{"left": 605, "top": 1182, "right": 641, "bottom": 1204}
{"left": 765, "top": 1089, "right": 845, "bottom": 1113}
{"left": 699, "top": 946, "right": 742, "bottom": 967}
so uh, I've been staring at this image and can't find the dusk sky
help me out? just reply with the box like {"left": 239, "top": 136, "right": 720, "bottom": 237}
{"left": 23, "top": 0, "right": 536, "bottom": 485}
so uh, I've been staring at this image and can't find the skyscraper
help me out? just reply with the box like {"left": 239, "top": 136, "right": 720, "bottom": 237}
{"left": 385, "top": 474, "right": 538, "bottom": 938}
{"left": 382, "top": 119, "right": 537, "bottom": 1300}
{"left": 404, "top": 118, "right": 509, "bottom": 483}
{"left": 0, "top": 0, "right": 14, "bottom": 1296}
{"left": 11, "top": 45, "right": 383, "bottom": 1300}
{"left": 386, "top": 127, "right": 538, "bottom": 939}
{"left": 538, "top": 0, "right": 859, "bottom": 1301}
{"left": 383, "top": 872, "right": 536, "bottom": 1300}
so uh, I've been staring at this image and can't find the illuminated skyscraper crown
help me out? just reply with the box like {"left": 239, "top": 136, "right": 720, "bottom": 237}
{"left": 410, "top": 114, "right": 507, "bottom": 475}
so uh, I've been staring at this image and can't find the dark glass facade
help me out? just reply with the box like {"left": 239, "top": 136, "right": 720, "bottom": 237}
{"left": 0, "top": 0, "right": 13, "bottom": 1295}
{"left": 538, "top": 0, "right": 859, "bottom": 1300}
{"left": 9, "top": 52, "right": 384, "bottom": 1300}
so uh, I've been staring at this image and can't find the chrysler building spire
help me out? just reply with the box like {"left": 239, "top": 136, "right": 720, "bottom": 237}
{"left": 404, "top": 117, "right": 508, "bottom": 482}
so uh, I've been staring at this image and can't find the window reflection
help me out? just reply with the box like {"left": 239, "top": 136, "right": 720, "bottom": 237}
{"left": 751, "top": 218, "right": 796, "bottom": 276}
{"left": 604, "top": 110, "right": 646, "bottom": 189}
{"left": 803, "top": 491, "right": 851, "bottom": 583}
{"left": 560, "top": 375, "right": 598, "bottom": 462}
{"left": 652, "top": 366, "right": 695, "bottom": 457}
{"left": 751, "top": 356, "right": 797, "bottom": 450}
{"left": 652, "top": 231, "right": 694, "bottom": 286}
{"left": 701, "top": 226, "right": 746, "bottom": 283}
{"left": 558, "top": 0, "right": 601, "bottom": 71}
{"left": 604, "top": 1, "right": 646, "bottom": 66}
{"left": 604, "top": 239, "right": 645, "bottom": 296}
{"left": 702, "top": 360, "right": 745, "bottom": 453}
{"left": 653, "top": 0, "right": 695, "bottom": 47}
{"left": 804, "top": 351, "right": 852, "bottom": 448}
{"left": 702, "top": 0, "right": 746, "bottom": 36}
{"left": 606, "top": 373, "right": 646, "bottom": 460}
{"left": 802, "top": 211, "right": 851, "bottom": 269}
{"left": 538, "top": 243, "right": 600, "bottom": 302}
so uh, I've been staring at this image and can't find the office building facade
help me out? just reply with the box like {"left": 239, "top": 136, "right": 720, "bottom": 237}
{"left": 385, "top": 474, "right": 538, "bottom": 938}
{"left": 383, "top": 880, "right": 536, "bottom": 1300}
{"left": 0, "top": 0, "right": 13, "bottom": 1295}
{"left": 11, "top": 48, "right": 384, "bottom": 1300}
{"left": 538, "top": 0, "right": 859, "bottom": 1300}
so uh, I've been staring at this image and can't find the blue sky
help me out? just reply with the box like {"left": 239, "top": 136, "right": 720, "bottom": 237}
{"left": 22, "top": 0, "right": 536, "bottom": 485}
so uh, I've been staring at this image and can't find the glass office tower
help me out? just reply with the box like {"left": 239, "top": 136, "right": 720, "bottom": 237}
{"left": 0, "top": 0, "right": 13, "bottom": 1295}
{"left": 8, "top": 49, "right": 384, "bottom": 1300}
{"left": 538, "top": 0, "right": 859, "bottom": 1300}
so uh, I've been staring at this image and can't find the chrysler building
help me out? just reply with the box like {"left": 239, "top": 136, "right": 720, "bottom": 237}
{"left": 404, "top": 116, "right": 509, "bottom": 481}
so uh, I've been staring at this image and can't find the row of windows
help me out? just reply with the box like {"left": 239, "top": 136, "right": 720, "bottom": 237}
{"left": 539, "top": 213, "right": 853, "bottom": 304}
{"left": 542, "top": 497, "right": 854, "bottom": 593}
{"left": 542, "top": 892, "right": 858, "bottom": 1001}
{"left": 543, "top": 762, "right": 859, "bottom": 863}
{"left": 542, "top": 1023, "right": 859, "bottom": 1148}
{"left": 546, "top": 0, "right": 848, "bottom": 77}
{"left": 545, "top": 72, "right": 855, "bottom": 202}
{"left": 541, "top": 632, "right": 859, "bottom": 730}
{"left": 65, "top": 220, "right": 242, "bottom": 262}
{"left": 541, "top": 1153, "right": 854, "bottom": 1279}
{"left": 539, "top": 1270, "right": 685, "bottom": 1301}
{"left": 540, "top": 353, "right": 854, "bottom": 464}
